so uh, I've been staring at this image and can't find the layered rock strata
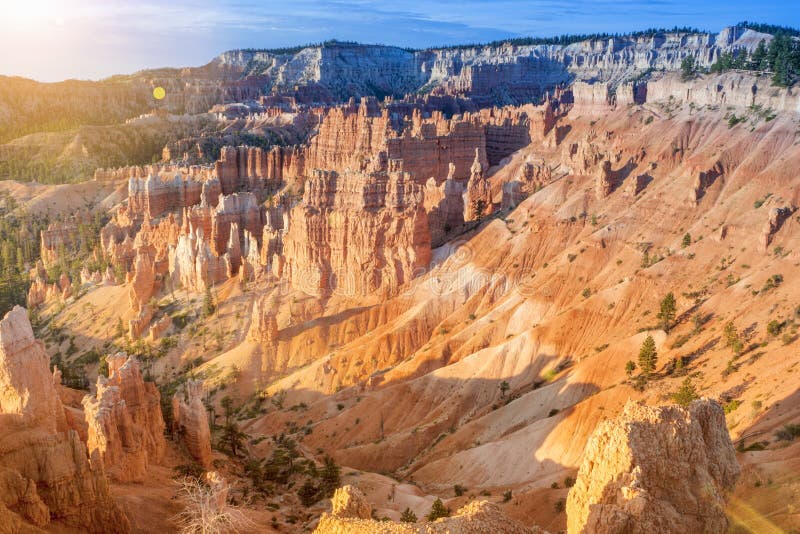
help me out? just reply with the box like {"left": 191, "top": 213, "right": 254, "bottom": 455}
{"left": 283, "top": 168, "right": 432, "bottom": 297}
{"left": 0, "top": 306, "right": 129, "bottom": 532}
{"left": 82, "top": 354, "right": 166, "bottom": 483}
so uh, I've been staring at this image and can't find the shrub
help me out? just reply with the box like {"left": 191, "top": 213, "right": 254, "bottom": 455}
{"left": 454, "top": 484, "right": 466, "bottom": 497}
{"left": 681, "top": 233, "right": 691, "bottom": 248}
{"left": 738, "top": 441, "right": 769, "bottom": 452}
{"left": 499, "top": 381, "right": 510, "bottom": 397}
{"left": 761, "top": 274, "right": 783, "bottom": 293}
{"left": 723, "top": 399, "right": 742, "bottom": 414}
{"left": 297, "top": 479, "right": 320, "bottom": 506}
{"left": 554, "top": 498, "right": 566, "bottom": 514}
{"left": 624, "top": 360, "right": 636, "bottom": 377}
{"left": 767, "top": 319, "right": 783, "bottom": 337}
{"left": 775, "top": 424, "right": 800, "bottom": 441}
{"left": 175, "top": 475, "right": 252, "bottom": 533}
{"left": 400, "top": 508, "right": 417, "bottom": 523}
{"left": 564, "top": 476, "right": 575, "bottom": 488}
{"left": 727, "top": 113, "right": 745, "bottom": 128}
{"left": 582, "top": 287, "right": 591, "bottom": 299}
{"left": 427, "top": 498, "right": 450, "bottom": 521}
{"left": 503, "top": 490, "right": 512, "bottom": 503}
{"left": 173, "top": 463, "right": 205, "bottom": 481}
{"left": 672, "top": 377, "right": 699, "bottom": 408}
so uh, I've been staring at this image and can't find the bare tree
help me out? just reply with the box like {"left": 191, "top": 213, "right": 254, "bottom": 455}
{"left": 174, "top": 472, "right": 253, "bottom": 534}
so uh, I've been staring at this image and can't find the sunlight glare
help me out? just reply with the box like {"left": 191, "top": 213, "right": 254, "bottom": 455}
{"left": 4, "top": 0, "right": 60, "bottom": 24}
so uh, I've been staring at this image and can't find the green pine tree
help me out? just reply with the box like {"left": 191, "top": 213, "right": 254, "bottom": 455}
{"left": 427, "top": 498, "right": 450, "bottom": 521}
{"left": 319, "top": 456, "right": 341, "bottom": 498}
{"left": 681, "top": 56, "right": 697, "bottom": 80}
{"left": 657, "top": 293, "right": 677, "bottom": 333}
{"left": 203, "top": 285, "right": 216, "bottom": 317}
{"left": 638, "top": 335, "right": 658, "bottom": 377}
{"left": 400, "top": 508, "right": 418, "bottom": 523}
{"left": 672, "top": 377, "right": 699, "bottom": 408}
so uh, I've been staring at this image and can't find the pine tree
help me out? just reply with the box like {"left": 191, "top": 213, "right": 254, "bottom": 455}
{"left": 427, "top": 498, "right": 450, "bottom": 521}
{"left": 638, "top": 335, "right": 658, "bottom": 377}
{"left": 319, "top": 456, "right": 341, "bottom": 498}
{"left": 657, "top": 293, "right": 677, "bottom": 333}
{"left": 219, "top": 421, "right": 248, "bottom": 457}
{"left": 723, "top": 321, "right": 743, "bottom": 354}
{"left": 672, "top": 377, "right": 699, "bottom": 408}
{"left": 297, "top": 479, "right": 319, "bottom": 507}
{"left": 115, "top": 317, "right": 126, "bottom": 339}
{"left": 681, "top": 56, "right": 697, "bottom": 80}
{"left": 750, "top": 40, "right": 768, "bottom": 70}
{"left": 681, "top": 233, "right": 691, "bottom": 248}
{"left": 203, "top": 286, "right": 216, "bottom": 317}
{"left": 400, "top": 508, "right": 418, "bottom": 523}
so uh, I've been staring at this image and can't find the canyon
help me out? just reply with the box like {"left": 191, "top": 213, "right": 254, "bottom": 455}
{"left": 1, "top": 21, "right": 799, "bottom": 534}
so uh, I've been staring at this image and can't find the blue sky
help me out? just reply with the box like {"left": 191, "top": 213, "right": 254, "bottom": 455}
{"left": 0, "top": 0, "right": 798, "bottom": 81}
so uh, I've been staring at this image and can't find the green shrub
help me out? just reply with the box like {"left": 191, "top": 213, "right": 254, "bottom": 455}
{"left": 427, "top": 498, "right": 449, "bottom": 521}
{"left": 400, "top": 508, "right": 417, "bottom": 523}
{"left": 775, "top": 424, "right": 800, "bottom": 441}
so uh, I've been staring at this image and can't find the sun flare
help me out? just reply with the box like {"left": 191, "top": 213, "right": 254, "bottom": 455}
{"left": 4, "top": 0, "right": 60, "bottom": 23}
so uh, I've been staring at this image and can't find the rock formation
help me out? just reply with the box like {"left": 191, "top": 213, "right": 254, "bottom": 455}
{"left": 283, "top": 168, "right": 432, "bottom": 297}
{"left": 82, "top": 354, "right": 166, "bottom": 483}
{"left": 464, "top": 149, "right": 492, "bottom": 221}
{"left": 0, "top": 307, "right": 129, "bottom": 532}
{"left": 759, "top": 205, "right": 794, "bottom": 252}
{"left": 128, "top": 248, "right": 156, "bottom": 312}
{"left": 424, "top": 176, "right": 465, "bottom": 246}
{"left": 566, "top": 399, "right": 740, "bottom": 534}
{"left": 212, "top": 27, "right": 777, "bottom": 104}
{"left": 171, "top": 381, "right": 213, "bottom": 468}
{"left": 248, "top": 296, "right": 279, "bottom": 373}
{"left": 314, "top": 485, "right": 540, "bottom": 533}
{"left": 595, "top": 159, "right": 615, "bottom": 199}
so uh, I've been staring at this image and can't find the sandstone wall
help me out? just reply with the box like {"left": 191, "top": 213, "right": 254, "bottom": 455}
{"left": 283, "top": 169, "right": 432, "bottom": 297}
{"left": 0, "top": 307, "right": 129, "bottom": 533}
